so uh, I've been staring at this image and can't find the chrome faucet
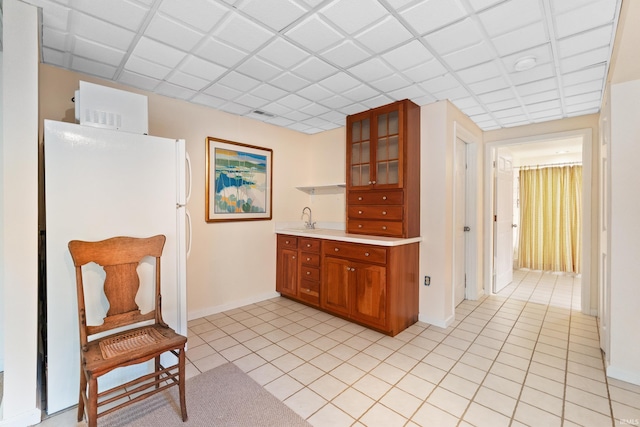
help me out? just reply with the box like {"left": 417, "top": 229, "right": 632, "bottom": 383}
{"left": 301, "top": 206, "right": 315, "bottom": 229}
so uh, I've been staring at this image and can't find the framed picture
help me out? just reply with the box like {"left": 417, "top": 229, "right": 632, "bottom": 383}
{"left": 205, "top": 137, "right": 273, "bottom": 222}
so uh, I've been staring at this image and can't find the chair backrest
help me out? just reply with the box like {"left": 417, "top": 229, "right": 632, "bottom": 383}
{"left": 68, "top": 235, "right": 166, "bottom": 347}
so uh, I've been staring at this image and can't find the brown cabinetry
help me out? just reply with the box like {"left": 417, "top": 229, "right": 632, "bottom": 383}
{"left": 346, "top": 99, "right": 420, "bottom": 238}
{"left": 276, "top": 235, "right": 298, "bottom": 298}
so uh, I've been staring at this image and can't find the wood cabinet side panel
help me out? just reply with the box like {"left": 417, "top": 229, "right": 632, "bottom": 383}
{"left": 387, "top": 243, "right": 420, "bottom": 335}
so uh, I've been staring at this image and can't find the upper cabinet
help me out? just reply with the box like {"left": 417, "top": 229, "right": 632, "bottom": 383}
{"left": 346, "top": 100, "right": 421, "bottom": 238}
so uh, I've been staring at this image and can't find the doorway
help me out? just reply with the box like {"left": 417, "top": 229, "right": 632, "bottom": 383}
{"left": 484, "top": 129, "right": 593, "bottom": 314}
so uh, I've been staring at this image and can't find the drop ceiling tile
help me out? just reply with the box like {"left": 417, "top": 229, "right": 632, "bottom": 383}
{"left": 297, "top": 84, "right": 334, "bottom": 102}
{"left": 319, "top": 110, "right": 347, "bottom": 123}
{"left": 321, "top": 95, "right": 353, "bottom": 109}
{"left": 411, "top": 93, "right": 438, "bottom": 105}
{"left": 124, "top": 55, "right": 172, "bottom": 80}
{"left": 252, "top": 84, "right": 289, "bottom": 101}
{"left": 321, "top": 40, "right": 371, "bottom": 68}
{"left": 420, "top": 74, "right": 460, "bottom": 94}
{"left": 478, "top": 0, "right": 542, "bottom": 37}
{"left": 563, "top": 79, "right": 603, "bottom": 97}
{"left": 491, "top": 21, "right": 548, "bottom": 57}
{"left": 319, "top": 72, "right": 361, "bottom": 93}
{"left": 558, "top": 24, "right": 614, "bottom": 59}
{"left": 266, "top": 116, "right": 296, "bottom": 127}
{"left": 218, "top": 71, "right": 262, "bottom": 92}
{"left": 521, "top": 89, "right": 560, "bottom": 104}
{"left": 526, "top": 99, "right": 562, "bottom": 113}
{"left": 432, "top": 85, "right": 470, "bottom": 101}
{"left": 361, "top": 95, "right": 395, "bottom": 109}
{"left": 285, "top": 15, "right": 344, "bottom": 52}
{"left": 278, "top": 94, "right": 314, "bottom": 109}
{"left": 468, "top": 76, "right": 509, "bottom": 94}
{"left": 71, "top": 11, "right": 136, "bottom": 50}
{"left": 467, "top": 0, "right": 504, "bottom": 11}
{"left": 155, "top": 81, "right": 197, "bottom": 100}
{"left": 442, "top": 41, "right": 495, "bottom": 70}
{"left": 500, "top": 116, "right": 530, "bottom": 126}
{"left": 220, "top": 102, "right": 253, "bottom": 115}
{"left": 132, "top": 37, "right": 187, "bottom": 68}
{"left": 37, "top": 1, "right": 70, "bottom": 31}
{"left": 270, "top": 72, "right": 312, "bottom": 92}
{"left": 262, "top": 102, "right": 293, "bottom": 116}
{"left": 565, "top": 91, "right": 602, "bottom": 106}
{"left": 370, "top": 74, "right": 413, "bottom": 92}
{"left": 166, "top": 71, "right": 210, "bottom": 91}
{"left": 400, "top": 0, "right": 467, "bottom": 35}
{"left": 214, "top": 14, "right": 274, "bottom": 52}
{"left": 565, "top": 101, "right": 600, "bottom": 114}
{"left": 191, "top": 93, "right": 227, "bottom": 109}
{"left": 159, "top": 0, "right": 229, "bottom": 32}
{"left": 529, "top": 108, "right": 563, "bottom": 121}
{"left": 342, "top": 85, "right": 381, "bottom": 103}
{"left": 560, "top": 46, "right": 609, "bottom": 74}
{"left": 479, "top": 88, "right": 517, "bottom": 104}
{"left": 501, "top": 44, "right": 552, "bottom": 74}
{"left": 561, "top": 64, "right": 607, "bottom": 86}
{"left": 424, "top": 18, "right": 483, "bottom": 56}
{"left": 180, "top": 56, "right": 227, "bottom": 81}
{"left": 348, "top": 58, "right": 395, "bottom": 82}
{"left": 339, "top": 103, "right": 370, "bottom": 115}
{"left": 509, "top": 63, "right": 555, "bottom": 86}
{"left": 42, "top": 27, "right": 68, "bottom": 51}
{"left": 452, "top": 97, "right": 480, "bottom": 110}
{"left": 355, "top": 16, "right": 414, "bottom": 54}
{"left": 492, "top": 106, "right": 524, "bottom": 119}
{"left": 203, "top": 83, "right": 242, "bottom": 100}
{"left": 234, "top": 93, "right": 270, "bottom": 109}
{"left": 72, "top": 36, "right": 125, "bottom": 66}
{"left": 237, "top": 57, "right": 284, "bottom": 81}
{"left": 195, "top": 37, "right": 247, "bottom": 67}
{"left": 385, "top": 0, "right": 416, "bottom": 10}
{"left": 240, "top": 0, "right": 307, "bottom": 32}
{"left": 381, "top": 40, "right": 435, "bottom": 71}
{"left": 144, "top": 14, "right": 205, "bottom": 51}
{"left": 470, "top": 113, "right": 494, "bottom": 122}
{"left": 486, "top": 99, "right": 521, "bottom": 112}
{"left": 456, "top": 59, "right": 502, "bottom": 84}
{"left": 42, "top": 47, "right": 67, "bottom": 67}
{"left": 554, "top": 0, "right": 617, "bottom": 38}
{"left": 459, "top": 105, "right": 486, "bottom": 116}
{"left": 291, "top": 57, "right": 339, "bottom": 81}
{"left": 71, "top": 0, "right": 149, "bottom": 31}
{"left": 71, "top": 55, "right": 117, "bottom": 79}
{"left": 402, "top": 60, "right": 448, "bottom": 83}
{"left": 117, "top": 70, "right": 161, "bottom": 92}
{"left": 300, "top": 103, "right": 332, "bottom": 116}
{"left": 258, "top": 38, "right": 308, "bottom": 68}
{"left": 282, "top": 110, "right": 312, "bottom": 121}
{"left": 388, "top": 85, "right": 429, "bottom": 101}
{"left": 321, "top": 0, "right": 388, "bottom": 35}
{"left": 515, "top": 77, "right": 558, "bottom": 96}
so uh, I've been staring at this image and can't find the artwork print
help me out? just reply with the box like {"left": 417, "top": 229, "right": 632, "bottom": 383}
{"left": 206, "top": 137, "right": 272, "bottom": 222}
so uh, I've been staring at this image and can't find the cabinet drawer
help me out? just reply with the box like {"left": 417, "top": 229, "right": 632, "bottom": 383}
{"left": 301, "top": 252, "right": 320, "bottom": 267}
{"left": 299, "top": 280, "right": 319, "bottom": 305}
{"left": 322, "top": 241, "right": 387, "bottom": 264}
{"left": 300, "top": 265, "right": 320, "bottom": 281}
{"left": 299, "top": 238, "right": 320, "bottom": 253}
{"left": 277, "top": 235, "right": 298, "bottom": 249}
{"left": 348, "top": 205, "right": 403, "bottom": 221}
{"left": 348, "top": 190, "right": 403, "bottom": 205}
{"left": 348, "top": 220, "right": 403, "bottom": 237}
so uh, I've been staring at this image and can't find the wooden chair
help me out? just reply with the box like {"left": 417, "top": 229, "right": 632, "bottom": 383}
{"left": 68, "top": 235, "right": 187, "bottom": 427}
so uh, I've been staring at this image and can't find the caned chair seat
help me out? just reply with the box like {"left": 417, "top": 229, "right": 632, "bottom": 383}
{"left": 68, "top": 235, "right": 187, "bottom": 427}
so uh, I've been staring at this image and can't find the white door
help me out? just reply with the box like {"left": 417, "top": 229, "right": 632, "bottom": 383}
{"left": 454, "top": 138, "right": 467, "bottom": 306}
{"left": 494, "top": 151, "right": 514, "bottom": 293}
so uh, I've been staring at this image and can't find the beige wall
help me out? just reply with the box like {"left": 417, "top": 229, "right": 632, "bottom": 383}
{"left": 39, "top": 64, "right": 316, "bottom": 319}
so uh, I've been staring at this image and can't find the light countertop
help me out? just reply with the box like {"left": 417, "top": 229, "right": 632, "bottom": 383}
{"left": 275, "top": 222, "right": 422, "bottom": 247}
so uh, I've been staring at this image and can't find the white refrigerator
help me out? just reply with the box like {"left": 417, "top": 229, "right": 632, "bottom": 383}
{"left": 43, "top": 119, "right": 191, "bottom": 414}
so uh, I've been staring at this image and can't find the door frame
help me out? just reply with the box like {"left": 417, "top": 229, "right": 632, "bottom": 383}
{"left": 483, "top": 128, "right": 594, "bottom": 315}
{"left": 453, "top": 122, "right": 479, "bottom": 309}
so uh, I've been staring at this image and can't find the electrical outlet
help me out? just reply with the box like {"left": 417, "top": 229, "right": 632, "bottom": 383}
{"left": 424, "top": 276, "right": 430, "bottom": 286}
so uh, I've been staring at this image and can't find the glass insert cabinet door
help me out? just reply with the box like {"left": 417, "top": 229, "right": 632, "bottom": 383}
{"left": 348, "top": 105, "right": 402, "bottom": 188}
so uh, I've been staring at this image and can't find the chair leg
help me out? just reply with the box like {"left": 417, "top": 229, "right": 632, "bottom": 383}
{"left": 179, "top": 348, "right": 188, "bottom": 421}
{"left": 77, "top": 368, "right": 87, "bottom": 422}
{"left": 155, "top": 355, "right": 161, "bottom": 389}
{"left": 87, "top": 377, "right": 98, "bottom": 427}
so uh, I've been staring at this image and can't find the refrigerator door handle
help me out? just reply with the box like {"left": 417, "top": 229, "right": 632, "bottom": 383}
{"left": 185, "top": 151, "right": 192, "bottom": 203}
{"left": 186, "top": 208, "right": 193, "bottom": 259}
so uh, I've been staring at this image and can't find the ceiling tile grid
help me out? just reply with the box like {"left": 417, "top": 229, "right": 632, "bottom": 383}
{"left": 23, "top": 0, "right": 621, "bottom": 134}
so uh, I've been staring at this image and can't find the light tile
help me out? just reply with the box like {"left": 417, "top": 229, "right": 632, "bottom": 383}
{"left": 307, "top": 403, "right": 355, "bottom": 427}
{"left": 463, "top": 402, "right": 511, "bottom": 427}
{"left": 360, "top": 402, "right": 408, "bottom": 427}
{"left": 514, "top": 401, "right": 561, "bottom": 427}
{"left": 473, "top": 386, "right": 517, "bottom": 417}
{"left": 332, "top": 387, "right": 375, "bottom": 419}
{"left": 427, "top": 386, "right": 470, "bottom": 417}
{"left": 353, "top": 374, "right": 393, "bottom": 400}
{"left": 411, "top": 403, "right": 459, "bottom": 427}
{"left": 264, "top": 374, "right": 304, "bottom": 400}
{"left": 309, "top": 374, "right": 348, "bottom": 400}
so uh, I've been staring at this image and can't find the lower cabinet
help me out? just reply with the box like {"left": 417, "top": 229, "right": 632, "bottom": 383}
{"left": 276, "top": 234, "right": 418, "bottom": 336}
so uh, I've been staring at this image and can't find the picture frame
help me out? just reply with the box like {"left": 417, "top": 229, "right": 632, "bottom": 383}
{"left": 205, "top": 137, "right": 273, "bottom": 222}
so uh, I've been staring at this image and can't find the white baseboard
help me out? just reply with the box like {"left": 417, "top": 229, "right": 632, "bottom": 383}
{"left": 607, "top": 365, "right": 640, "bottom": 386}
{"left": 418, "top": 312, "right": 455, "bottom": 329}
{"left": 187, "top": 291, "right": 281, "bottom": 321}
{"left": 0, "top": 407, "right": 41, "bottom": 427}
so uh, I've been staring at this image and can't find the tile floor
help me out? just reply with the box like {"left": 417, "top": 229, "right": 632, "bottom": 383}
{"left": 42, "top": 269, "right": 640, "bottom": 426}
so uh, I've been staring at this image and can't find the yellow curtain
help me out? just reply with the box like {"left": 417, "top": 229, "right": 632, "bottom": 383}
{"left": 518, "top": 165, "right": 582, "bottom": 273}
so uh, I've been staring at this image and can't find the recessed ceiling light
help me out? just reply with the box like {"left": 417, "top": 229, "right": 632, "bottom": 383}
{"left": 514, "top": 56, "right": 537, "bottom": 72}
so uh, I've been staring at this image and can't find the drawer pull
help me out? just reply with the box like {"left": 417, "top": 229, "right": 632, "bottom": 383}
{"left": 358, "top": 210, "right": 363, "bottom": 214}
{"left": 307, "top": 243, "right": 311, "bottom": 247}
{"left": 285, "top": 240, "right": 290, "bottom": 244}
{"left": 382, "top": 226, "right": 387, "bottom": 230}
{"left": 358, "top": 224, "right": 363, "bottom": 228}
{"left": 306, "top": 288, "right": 310, "bottom": 292}
{"left": 358, "top": 196, "right": 363, "bottom": 201}
{"left": 292, "top": 256, "right": 296, "bottom": 259}
{"left": 382, "top": 211, "right": 387, "bottom": 215}
{"left": 382, "top": 196, "right": 387, "bottom": 200}
{"left": 334, "top": 248, "right": 339, "bottom": 252}
{"left": 345, "top": 266, "right": 350, "bottom": 271}
{"left": 364, "top": 252, "right": 370, "bottom": 257}
{"left": 306, "top": 257, "right": 311, "bottom": 261}
{"left": 351, "top": 268, "right": 356, "bottom": 272}
{"left": 372, "top": 181, "right": 376, "bottom": 184}
{"left": 306, "top": 271, "right": 311, "bottom": 275}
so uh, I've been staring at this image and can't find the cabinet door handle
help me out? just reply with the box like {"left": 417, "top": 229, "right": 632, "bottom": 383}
{"left": 285, "top": 240, "right": 290, "bottom": 244}
{"left": 306, "top": 257, "right": 311, "bottom": 261}
{"left": 306, "top": 271, "right": 311, "bottom": 275}
{"left": 382, "top": 226, "right": 387, "bottom": 230}
{"left": 364, "top": 252, "right": 370, "bottom": 257}
{"left": 358, "top": 210, "right": 363, "bottom": 214}
{"left": 334, "top": 248, "right": 339, "bottom": 252}
{"left": 306, "top": 243, "right": 311, "bottom": 247}
{"left": 382, "top": 211, "right": 387, "bottom": 215}
{"left": 358, "top": 196, "right": 363, "bottom": 201}
{"left": 372, "top": 180, "right": 376, "bottom": 184}
{"left": 292, "top": 256, "right": 296, "bottom": 259}
{"left": 358, "top": 224, "right": 363, "bottom": 228}
{"left": 351, "top": 268, "right": 356, "bottom": 271}
{"left": 382, "top": 196, "right": 387, "bottom": 200}
{"left": 345, "top": 266, "right": 350, "bottom": 271}
{"left": 368, "top": 181, "right": 372, "bottom": 184}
